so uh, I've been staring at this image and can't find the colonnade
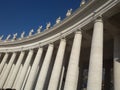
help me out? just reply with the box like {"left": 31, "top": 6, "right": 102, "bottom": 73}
{"left": 0, "top": 17, "right": 119, "bottom": 90}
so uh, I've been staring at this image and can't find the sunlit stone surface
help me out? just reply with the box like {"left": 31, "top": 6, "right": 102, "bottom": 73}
{"left": 0, "top": 0, "right": 120, "bottom": 90}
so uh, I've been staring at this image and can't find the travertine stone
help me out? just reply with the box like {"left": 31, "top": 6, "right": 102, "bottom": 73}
{"left": 46, "top": 22, "right": 51, "bottom": 29}
{"left": 35, "top": 44, "right": 54, "bottom": 90}
{"left": 66, "top": 9, "right": 72, "bottom": 17}
{"left": 0, "top": 35, "right": 4, "bottom": 40}
{"left": 114, "top": 36, "right": 120, "bottom": 90}
{"left": 3, "top": 64, "right": 15, "bottom": 88}
{"left": 0, "top": 53, "right": 9, "bottom": 73}
{"left": 13, "top": 50, "right": 33, "bottom": 90}
{"left": 5, "top": 51, "right": 25, "bottom": 88}
{"left": 0, "top": 63, "right": 7, "bottom": 78}
{"left": 64, "top": 31, "right": 82, "bottom": 90}
{"left": 37, "top": 26, "right": 42, "bottom": 33}
{"left": 48, "top": 39, "right": 66, "bottom": 90}
{"left": 21, "top": 65, "right": 31, "bottom": 90}
{"left": 59, "top": 66, "right": 65, "bottom": 90}
{"left": 87, "top": 18, "right": 103, "bottom": 90}
{"left": 24, "top": 48, "right": 43, "bottom": 90}
{"left": 0, "top": 52, "right": 17, "bottom": 87}
{"left": 12, "top": 65, "right": 23, "bottom": 88}
{"left": 20, "top": 31, "right": 25, "bottom": 38}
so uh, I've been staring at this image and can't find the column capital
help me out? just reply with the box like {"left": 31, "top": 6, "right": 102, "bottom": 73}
{"left": 95, "top": 15, "right": 103, "bottom": 23}
{"left": 49, "top": 43, "right": 54, "bottom": 47}
{"left": 38, "top": 47, "right": 43, "bottom": 50}
{"left": 60, "top": 38, "right": 66, "bottom": 42}
{"left": 75, "top": 30, "right": 82, "bottom": 34}
{"left": 38, "top": 43, "right": 41, "bottom": 48}
{"left": 59, "top": 32, "right": 66, "bottom": 40}
{"left": 20, "top": 47, "right": 24, "bottom": 51}
{"left": 29, "top": 49, "right": 34, "bottom": 52}
{"left": 5, "top": 52, "right": 9, "bottom": 54}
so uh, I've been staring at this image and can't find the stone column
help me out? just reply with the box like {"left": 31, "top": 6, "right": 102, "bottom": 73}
{"left": 35, "top": 44, "right": 54, "bottom": 90}
{"left": 4, "top": 51, "right": 25, "bottom": 88}
{"left": 87, "top": 17, "right": 103, "bottom": 90}
{"left": 64, "top": 31, "right": 82, "bottom": 90}
{"left": 114, "top": 36, "right": 120, "bottom": 90}
{"left": 3, "top": 64, "right": 15, "bottom": 88}
{"left": 12, "top": 65, "right": 23, "bottom": 88}
{"left": 0, "top": 53, "right": 9, "bottom": 73}
{"left": 59, "top": 66, "right": 65, "bottom": 90}
{"left": 21, "top": 65, "right": 31, "bottom": 90}
{"left": 0, "top": 52, "right": 17, "bottom": 87}
{"left": 0, "top": 53, "right": 1, "bottom": 59}
{"left": 48, "top": 39, "right": 66, "bottom": 90}
{"left": 13, "top": 50, "right": 33, "bottom": 90}
{"left": 0, "top": 63, "right": 7, "bottom": 77}
{"left": 24, "top": 48, "right": 43, "bottom": 90}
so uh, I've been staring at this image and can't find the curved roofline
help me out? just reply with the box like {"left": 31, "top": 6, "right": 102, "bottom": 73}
{"left": 0, "top": 0, "right": 120, "bottom": 52}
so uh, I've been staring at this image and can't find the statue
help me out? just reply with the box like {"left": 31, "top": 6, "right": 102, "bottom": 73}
{"left": 80, "top": 0, "right": 86, "bottom": 6}
{"left": 6, "top": 34, "right": 11, "bottom": 40}
{"left": 56, "top": 17, "right": 61, "bottom": 24}
{"left": 46, "top": 22, "right": 51, "bottom": 29}
{"left": 13, "top": 33, "right": 17, "bottom": 40}
{"left": 21, "top": 31, "right": 25, "bottom": 38}
{"left": 0, "top": 35, "right": 4, "bottom": 40}
{"left": 37, "top": 25, "right": 42, "bottom": 33}
{"left": 29, "top": 29, "right": 34, "bottom": 36}
{"left": 66, "top": 9, "right": 72, "bottom": 17}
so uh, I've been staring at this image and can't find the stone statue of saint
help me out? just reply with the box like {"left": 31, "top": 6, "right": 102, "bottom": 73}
{"left": 66, "top": 9, "right": 72, "bottom": 17}
{"left": 29, "top": 29, "right": 34, "bottom": 36}
{"left": 56, "top": 17, "right": 61, "bottom": 24}
{"left": 13, "top": 33, "right": 17, "bottom": 40}
{"left": 37, "top": 25, "right": 42, "bottom": 33}
{"left": 0, "top": 35, "right": 4, "bottom": 40}
{"left": 80, "top": 0, "right": 86, "bottom": 6}
{"left": 46, "top": 22, "right": 51, "bottom": 29}
{"left": 21, "top": 31, "right": 25, "bottom": 38}
{"left": 6, "top": 34, "right": 11, "bottom": 40}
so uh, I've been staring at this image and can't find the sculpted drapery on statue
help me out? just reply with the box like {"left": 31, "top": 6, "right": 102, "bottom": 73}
{"left": 29, "top": 29, "right": 34, "bottom": 36}
{"left": 80, "top": 0, "right": 86, "bottom": 6}
{"left": 37, "top": 25, "right": 42, "bottom": 33}
{"left": 0, "top": 35, "right": 4, "bottom": 40}
{"left": 66, "top": 9, "right": 72, "bottom": 17}
{"left": 21, "top": 31, "right": 25, "bottom": 38}
{"left": 56, "top": 17, "right": 61, "bottom": 24}
{"left": 5, "top": 34, "right": 11, "bottom": 40}
{"left": 12, "top": 33, "right": 17, "bottom": 40}
{"left": 46, "top": 22, "right": 51, "bottom": 29}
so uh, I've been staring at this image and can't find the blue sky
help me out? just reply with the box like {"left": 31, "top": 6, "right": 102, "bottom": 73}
{"left": 0, "top": 0, "right": 81, "bottom": 39}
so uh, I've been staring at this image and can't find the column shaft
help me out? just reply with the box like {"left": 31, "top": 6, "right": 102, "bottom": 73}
{"left": 5, "top": 51, "right": 25, "bottom": 88}
{"left": 3, "top": 64, "right": 15, "bottom": 88}
{"left": 12, "top": 65, "right": 23, "bottom": 88}
{"left": 48, "top": 39, "right": 66, "bottom": 90}
{"left": 35, "top": 44, "right": 54, "bottom": 90}
{"left": 0, "top": 52, "right": 17, "bottom": 87}
{"left": 0, "top": 63, "right": 7, "bottom": 77}
{"left": 64, "top": 31, "right": 82, "bottom": 90}
{"left": 114, "top": 36, "right": 120, "bottom": 90}
{"left": 0, "top": 53, "right": 9, "bottom": 73}
{"left": 87, "top": 18, "right": 103, "bottom": 90}
{"left": 59, "top": 66, "right": 65, "bottom": 90}
{"left": 0, "top": 53, "right": 1, "bottom": 59}
{"left": 24, "top": 48, "right": 43, "bottom": 90}
{"left": 14, "top": 50, "right": 33, "bottom": 90}
{"left": 21, "top": 65, "right": 31, "bottom": 90}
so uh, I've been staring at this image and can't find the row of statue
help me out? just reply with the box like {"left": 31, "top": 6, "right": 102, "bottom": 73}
{"left": 0, "top": 0, "right": 86, "bottom": 41}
